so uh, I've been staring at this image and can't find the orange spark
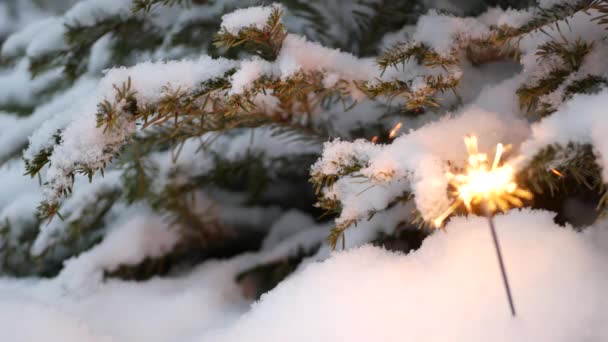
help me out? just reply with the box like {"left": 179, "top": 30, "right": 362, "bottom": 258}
{"left": 550, "top": 168, "right": 563, "bottom": 177}
{"left": 433, "top": 136, "right": 532, "bottom": 228}
{"left": 389, "top": 122, "right": 403, "bottom": 139}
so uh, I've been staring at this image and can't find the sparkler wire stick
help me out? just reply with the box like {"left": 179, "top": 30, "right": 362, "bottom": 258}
{"left": 485, "top": 205, "right": 516, "bottom": 317}
{"left": 434, "top": 136, "right": 528, "bottom": 317}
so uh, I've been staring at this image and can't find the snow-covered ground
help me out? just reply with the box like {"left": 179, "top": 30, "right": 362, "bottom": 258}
{"left": 1, "top": 209, "right": 607, "bottom": 341}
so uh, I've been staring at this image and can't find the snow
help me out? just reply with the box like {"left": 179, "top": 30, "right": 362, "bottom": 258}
{"left": 262, "top": 209, "right": 319, "bottom": 249}
{"left": 87, "top": 34, "right": 114, "bottom": 74}
{"left": 522, "top": 90, "right": 608, "bottom": 180}
{"left": 2, "top": 2, "right": 608, "bottom": 341}
{"left": 42, "top": 56, "right": 238, "bottom": 203}
{"left": 229, "top": 33, "right": 377, "bottom": 97}
{"left": 478, "top": 8, "right": 534, "bottom": 28}
{"left": 0, "top": 59, "right": 63, "bottom": 110}
{"left": 314, "top": 108, "right": 530, "bottom": 224}
{"left": 25, "top": 17, "right": 66, "bottom": 57}
{"left": 58, "top": 208, "right": 180, "bottom": 293}
{"left": 0, "top": 0, "right": 66, "bottom": 42}
{"left": 220, "top": 3, "right": 284, "bottom": 34}
{"left": 205, "top": 210, "right": 608, "bottom": 342}
{"left": 413, "top": 10, "right": 490, "bottom": 53}
{"left": 1, "top": 17, "right": 60, "bottom": 58}
{"left": 1, "top": 209, "right": 607, "bottom": 341}
{"left": 98, "top": 56, "right": 238, "bottom": 103}
{"left": 277, "top": 34, "right": 377, "bottom": 84}
{"left": 18, "top": 78, "right": 98, "bottom": 162}
{"left": 63, "top": 0, "right": 133, "bottom": 25}
{"left": 0, "top": 296, "right": 113, "bottom": 342}
{"left": 30, "top": 170, "right": 123, "bottom": 256}
{"left": 0, "top": 78, "right": 97, "bottom": 165}
{"left": 229, "top": 57, "right": 275, "bottom": 95}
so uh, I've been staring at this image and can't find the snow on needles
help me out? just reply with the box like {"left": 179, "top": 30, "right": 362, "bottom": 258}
{"left": 229, "top": 34, "right": 377, "bottom": 95}
{"left": 522, "top": 90, "right": 608, "bottom": 181}
{"left": 220, "top": 3, "right": 284, "bottom": 34}
{"left": 42, "top": 56, "right": 237, "bottom": 203}
{"left": 314, "top": 108, "right": 530, "bottom": 224}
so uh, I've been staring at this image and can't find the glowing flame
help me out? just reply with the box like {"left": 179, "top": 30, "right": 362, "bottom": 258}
{"left": 550, "top": 168, "right": 563, "bottom": 177}
{"left": 371, "top": 135, "right": 379, "bottom": 144}
{"left": 389, "top": 122, "right": 402, "bottom": 139}
{"left": 433, "top": 136, "right": 532, "bottom": 227}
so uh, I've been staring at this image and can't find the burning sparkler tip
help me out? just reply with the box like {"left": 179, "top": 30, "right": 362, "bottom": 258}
{"left": 550, "top": 168, "right": 564, "bottom": 178}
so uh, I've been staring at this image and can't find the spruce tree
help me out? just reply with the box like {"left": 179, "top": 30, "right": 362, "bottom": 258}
{"left": 0, "top": 0, "right": 607, "bottom": 300}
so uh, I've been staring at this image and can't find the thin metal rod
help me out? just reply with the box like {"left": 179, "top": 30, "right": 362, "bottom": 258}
{"left": 486, "top": 212, "right": 516, "bottom": 317}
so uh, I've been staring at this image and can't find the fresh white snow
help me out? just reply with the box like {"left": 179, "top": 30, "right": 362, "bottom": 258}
{"left": 0, "top": 209, "right": 607, "bottom": 341}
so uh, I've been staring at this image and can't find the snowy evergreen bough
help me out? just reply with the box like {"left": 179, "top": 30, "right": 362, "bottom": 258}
{"left": 1, "top": 0, "right": 608, "bottom": 341}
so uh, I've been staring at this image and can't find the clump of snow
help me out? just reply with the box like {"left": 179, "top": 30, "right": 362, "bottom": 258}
{"left": 229, "top": 32, "right": 377, "bottom": 98}
{"left": 63, "top": 0, "right": 133, "bottom": 25}
{"left": 99, "top": 56, "right": 238, "bottom": 103}
{"left": 311, "top": 138, "right": 381, "bottom": 176}
{"left": 262, "top": 209, "right": 318, "bottom": 250}
{"left": 413, "top": 10, "right": 489, "bottom": 53}
{"left": 87, "top": 34, "right": 114, "bottom": 74}
{"left": 478, "top": 7, "right": 534, "bottom": 28}
{"left": 220, "top": 3, "right": 284, "bottom": 34}
{"left": 25, "top": 17, "right": 66, "bottom": 57}
{"left": 57, "top": 209, "right": 180, "bottom": 293}
{"left": 521, "top": 90, "right": 608, "bottom": 180}
{"left": 203, "top": 209, "right": 608, "bottom": 342}
{"left": 19, "top": 77, "right": 98, "bottom": 162}
{"left": 230, "top": 57, "right": 275, "bottom": 95}
{"left": 0, "top": 77, "right": 96, "bottom": 164}
{"left": 1, "top": 17, "right": 59, "bottom": 58}
{"left": 0, "top": 59, "right": 63, "bottom": 109}
{"left": 277, "top": 34, "right": 377, "bottom": 83}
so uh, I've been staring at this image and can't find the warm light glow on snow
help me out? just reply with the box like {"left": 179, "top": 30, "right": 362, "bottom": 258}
{"left": 434, "top": 136, "right": 532, "bottom": 227}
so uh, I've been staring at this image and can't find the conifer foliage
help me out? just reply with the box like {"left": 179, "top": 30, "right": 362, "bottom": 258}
{"left": 0, "top": 0, "right": 607, "bottom": 308}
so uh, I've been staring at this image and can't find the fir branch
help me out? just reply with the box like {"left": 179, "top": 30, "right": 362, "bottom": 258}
{"left": 132, "top": 0, "right": 192, "bottom": 13}
{"left": 96, "top": 77, "right": 139, "bottom": 131}
{"left": 24, "top": 131, "right": 63, "bottom": 178}
{"left": 563, "top": 75, "right": 608, "bottom": 98}
{"left": 377, "top": 42, "right": 457, "bottom": 75}
{"left": 496, "top": 0, "right": 599, "bottom": 41}
{"left": 359, "top": 72, "right": 460, "bottom": 112}
{"left": 351, "top": 0, "right": 422, "bottom": 56}
{"left": 591, "top": 0, "right": 608, "bottom": 29}
{"left": 27, "top": 17, "right": 163, "bottom": 80}
{"left": 517, "top": 39, "right": 593, "bottom": 115}
{"left": 521, "top": 143, "right": 602, "bottom": 196}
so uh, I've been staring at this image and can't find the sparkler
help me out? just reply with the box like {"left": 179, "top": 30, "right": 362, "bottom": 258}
{"left": 434, "top": 135, "right": 533, "bottom": 317}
